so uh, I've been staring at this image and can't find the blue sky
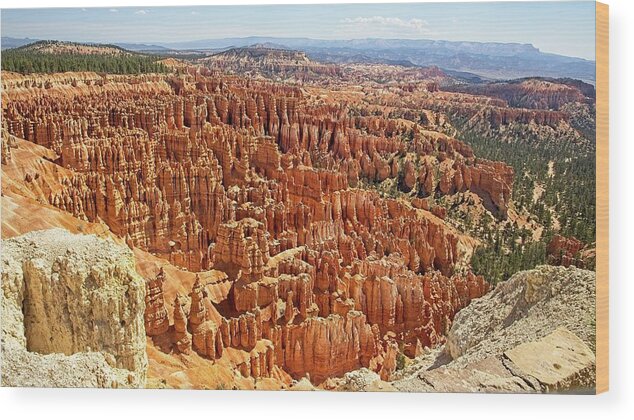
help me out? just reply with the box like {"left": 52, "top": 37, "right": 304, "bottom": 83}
{"left": 1, "top": 2, "right": 596, "bottom": 60}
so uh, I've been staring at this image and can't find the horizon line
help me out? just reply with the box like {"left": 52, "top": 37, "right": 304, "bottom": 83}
{"left": 1, "top": 35, "right": 596, "bottom": 62}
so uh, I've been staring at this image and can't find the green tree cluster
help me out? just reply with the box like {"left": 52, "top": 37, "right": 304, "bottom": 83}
{"left": 471, "top": 240, "right": 547, "bottom": 286}
{"left": 2, "top": 49, "right": 168, "bottom": 75}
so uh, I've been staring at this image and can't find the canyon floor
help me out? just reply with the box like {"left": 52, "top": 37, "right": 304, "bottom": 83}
{"left": 1, "top": 43, "right": 597, "bottom": 392}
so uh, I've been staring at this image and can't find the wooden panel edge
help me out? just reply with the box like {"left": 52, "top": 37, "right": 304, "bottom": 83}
{"left": 595, "top": 0, "right": 609, "bottom": 395}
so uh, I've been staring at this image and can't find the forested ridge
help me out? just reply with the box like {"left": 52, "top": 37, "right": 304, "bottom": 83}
{"left": 2, "top": 41, "right": 168, "bottom": 74}
{"left": 450, "top": 110, "right": 596, "bottom": 284}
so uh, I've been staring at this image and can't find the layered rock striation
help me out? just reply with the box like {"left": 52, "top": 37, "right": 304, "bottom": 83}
{"left": 444, "top": 78, "right": 593, "bottom": 110}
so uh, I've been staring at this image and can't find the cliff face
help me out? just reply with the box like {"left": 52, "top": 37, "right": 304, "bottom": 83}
{"left": 444, "top": 78, "right": 593, "bottom": 110}
{"left": 1, "top": 229, "right": 148, "bottom": 388}
{"left": 547, "top": 234, "right": 595, "bottom": 269}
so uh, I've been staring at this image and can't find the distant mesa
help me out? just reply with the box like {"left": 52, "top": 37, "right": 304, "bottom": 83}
{"left": 444, "top": 77, "right": 596, "bottom": 110}
{"left": 13, "top": 40, "right": 135, "bottom": 56}
{"left": 1, "top": 36, "right": 596, "bottom": 81}
{"left": 199, "top": 44, "right": 342, "bottom": 81}
{"left": 206, "top": 45, "right": 311, "bottom": 62}
{"left": 165, "top": 37, "right": 596, "bottom": 82}
{"left": 1, "top": 40, "right": 169, "bottom": 75}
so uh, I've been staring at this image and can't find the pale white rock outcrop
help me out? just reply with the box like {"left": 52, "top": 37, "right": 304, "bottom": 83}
{"left": 393, "top": 265, "right": 596, "bottom": 393}
{"left": 1, "top": 229, "right": 148, "bottom": 388}
{"left": 445, "top": 265, "right": 596, "bottom": 364}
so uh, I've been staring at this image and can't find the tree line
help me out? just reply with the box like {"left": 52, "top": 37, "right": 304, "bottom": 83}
{"left": 2, "top": 49, "right": 169, "bottom": 74}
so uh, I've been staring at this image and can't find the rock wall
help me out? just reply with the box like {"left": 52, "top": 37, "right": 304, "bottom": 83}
{"left": 444, "top": 78, "right": 592, "bottom": 110}
{"left": 446, "top": 265, "right": 595, "bottom": 361}
{"left": 547, "top": 234, "right": 595, "bottom": 269}
{"left": 1, "top": 229, "right": 148, "bottom": 388}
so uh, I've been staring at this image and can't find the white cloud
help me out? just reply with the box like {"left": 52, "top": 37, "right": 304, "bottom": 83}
{"left": 340, "top": 16, "right": 429, "bottom": 34}
{"left": 135, "top": 10, "right": 149, "bottom": 15}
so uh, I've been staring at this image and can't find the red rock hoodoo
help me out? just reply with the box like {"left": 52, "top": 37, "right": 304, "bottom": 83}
{"left": 2, "top": 69, "right": 506, "bottom": 386}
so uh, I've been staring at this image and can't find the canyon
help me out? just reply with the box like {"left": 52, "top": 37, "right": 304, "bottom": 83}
{"left": 1, "top": 46, "right": 596, "bottom": 390}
